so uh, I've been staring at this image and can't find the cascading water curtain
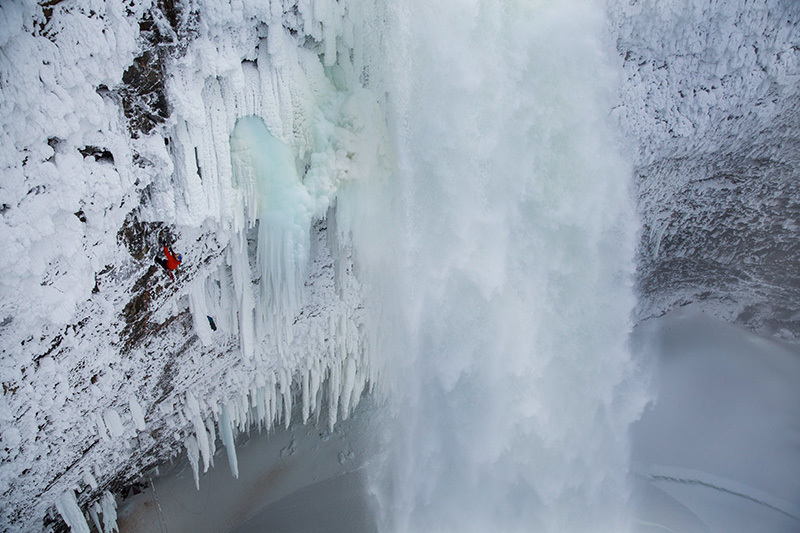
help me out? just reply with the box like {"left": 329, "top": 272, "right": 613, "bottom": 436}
{"left": 357, "top": 0, "right": 651, "bottom": 531}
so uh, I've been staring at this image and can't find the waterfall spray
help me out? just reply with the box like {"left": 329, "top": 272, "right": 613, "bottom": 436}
{"left": 346, "top": 1, "right": 650, "bottom": 531}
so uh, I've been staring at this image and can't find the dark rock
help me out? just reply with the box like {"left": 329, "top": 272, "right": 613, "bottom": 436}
{"left": 78, "top": 146, "right": 114, "bottom": 164}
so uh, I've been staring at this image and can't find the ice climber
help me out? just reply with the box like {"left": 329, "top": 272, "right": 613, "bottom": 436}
{"left": 155, "top": 244, "right": 182, "bottom": 280}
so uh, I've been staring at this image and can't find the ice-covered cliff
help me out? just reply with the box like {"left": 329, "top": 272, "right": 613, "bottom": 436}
{"left": 612, "top": 0, "right": 800, "bottom": 337}
{"left": 0, "top": 0, "right": 798, "bottom": 531}
{"left": 0, "top": 0, "right": 389, "bottom": 530}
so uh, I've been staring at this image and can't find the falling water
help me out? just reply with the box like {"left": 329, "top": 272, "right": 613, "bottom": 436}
{"left": 349, "top": 0, "right": 649, "bottom": 531}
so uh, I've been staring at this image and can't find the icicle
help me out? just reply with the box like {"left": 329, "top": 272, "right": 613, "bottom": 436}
{"left": 261, "top": 381, "right": 274, "bottom": 429}
{"left": 128, "top": 396, "right": 146, "bottom": 431}
{"left": 229, "top": 240, "right": 255, "bottom": 360}
{"left": 280, "top": 368, "right": 292, "bottom": 428}
{"left": 82, "top": 469, "right": 98, "bottom": 491}
{"left": 328, "top": 364, "right": 340, "bottom": 430}
{"left": 309, "top": 364, "right": 320, "bottom": 411}
{"left": 204, "top": 416, "right": 217, "bottom": 468}
{"left": 276, "top": 387, "right": 284, "bottom": 427}
{"left": 55, "top": 490, "right": 90, "bottom": 533}
{"left": 236, "top": 392, "right": 247, "bottom": 431}
{"left": 340, "top": 356, "right": 357, "bottom": 420}
{"left": 238, "top": 393, "right": 249, "bottom": 432}
{"left": 185, "top": 435, "right": 200, "bottom": 490}
{"left": 255, "top": 386, "right": 267, "bottom": 430}
{"left": 266, "top": 376, "right": 276, "bottom": 427}
{"left": 219, "top": 402, "right": 239, "bottom": 479}
{"left": 301, "top": 368, "right": 310, "bottom": 423}
{"left": 185, "top": 392, "right": 211, "bottom": 473}
{"left": 89, "top": 505, "right": 103, "bottom": 533}
{"left": 100, "top": 491, "right": 118, "bottom": 533}
{"left": 352, "top": 363, "right": 366, "bottom": 411}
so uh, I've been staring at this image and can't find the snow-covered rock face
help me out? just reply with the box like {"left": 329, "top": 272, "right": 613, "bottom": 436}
{"left": 611, "top": 0, "right": 800, "bottom": 338}
{"left": 0, "top": 0, "right": 389, "bottom": 530}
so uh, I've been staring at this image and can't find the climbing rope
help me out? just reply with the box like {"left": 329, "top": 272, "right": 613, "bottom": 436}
{"left": 149, "top": 476, "right": 168, "bottom": 533}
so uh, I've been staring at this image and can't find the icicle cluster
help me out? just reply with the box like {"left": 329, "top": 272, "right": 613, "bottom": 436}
{"left": 134, "top": 0, "right": 392, "bottom": 494}
{"left": 179, "top": 288, "right": 376, "bottom": 490}
{"left": 56, "top": 489, "right": 118, "bottom": 533}
{"left": 138, "top": 0, "right": 391, "bottom": 358}
{"left": 3, "top": 0, "right": 391, "bottom": 529}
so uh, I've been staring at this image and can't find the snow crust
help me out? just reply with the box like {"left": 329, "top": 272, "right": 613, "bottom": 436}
{"left": 630, "top": 309, "right": 800, "bottom": 532}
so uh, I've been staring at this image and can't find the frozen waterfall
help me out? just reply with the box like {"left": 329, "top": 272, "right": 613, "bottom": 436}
{"left": 229, "top": 115, "right": 313, "bottom": 347}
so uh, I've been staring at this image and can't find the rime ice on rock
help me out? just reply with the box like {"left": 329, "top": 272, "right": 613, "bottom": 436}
{"left": 2, "top": 0, "right": 379, "bottom": 529}
{"left": 146, "top": 3, "right": 391, "bottom": 497}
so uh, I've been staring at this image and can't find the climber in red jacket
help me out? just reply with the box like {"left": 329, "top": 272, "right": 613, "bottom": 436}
{"left": 155, "top": 244, "right": 182, "bottom": 280}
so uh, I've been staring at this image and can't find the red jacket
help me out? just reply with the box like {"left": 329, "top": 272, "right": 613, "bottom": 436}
{"left": 164, "top": 246, "right": 181, "bottom": 270}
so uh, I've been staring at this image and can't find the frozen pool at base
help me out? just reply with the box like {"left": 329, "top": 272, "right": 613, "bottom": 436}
{"left": 117, "top": 310, "right": 800, "bottom": 532}
{"left": 629, "top": 308, "right": 800, "bottom": 533}
{"left": 115, "top": 395, "right": 382, "bottom": 533}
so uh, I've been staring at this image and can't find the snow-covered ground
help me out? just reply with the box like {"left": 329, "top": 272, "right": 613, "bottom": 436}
{"left": 630, "top": 309, "right": 800, "bottom": 533}
{"left": 115, "top": 396, "right": 381, "bottom": 533}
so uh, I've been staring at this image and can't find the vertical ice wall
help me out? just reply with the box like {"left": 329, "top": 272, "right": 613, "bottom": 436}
{"left": 358, "top": 1, "right": 650, "bottom": 531}
{"left": 0, "top": 0, "right": 391, "bottom": 529}
{"left": 135, "top": 0, "right": 393, "bottom": 494}
{"left": 229, "top": 115, "right": 313, "bottom": 354}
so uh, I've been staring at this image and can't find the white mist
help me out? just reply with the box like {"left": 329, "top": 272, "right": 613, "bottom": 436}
{"left": 350, "top": 1, "right": 650, "bottom": 531}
